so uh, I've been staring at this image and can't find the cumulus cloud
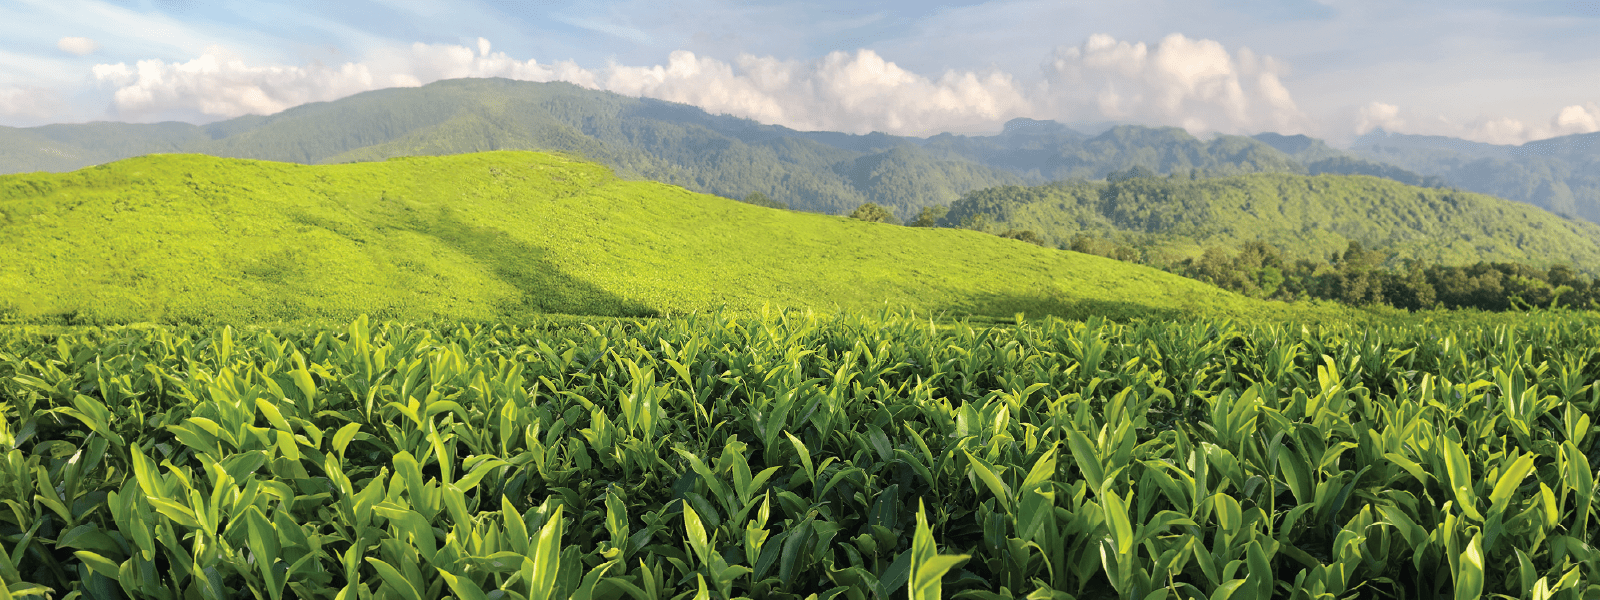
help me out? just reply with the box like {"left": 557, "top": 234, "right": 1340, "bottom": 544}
{"left": 603, "top": 50, "right": 1029, "bottom": 134}
{"left": 0, "top": 86, "right": 56, "bottom": 120}
{"left": 1040, "top": 34, "right": 1309, "bottom": 134}
{"left": 1352, "top": 101, "right": 1600, "bottom": 145}
{"left": 1553, "top": 104, "right": 1600, "bottom": 135}
{"left": 74, "top": 32, "right": 1600, "bottom": 145}
{"left": 57, "top": 37, "right": 98, "bottom": 56}
{"left": 88, "top": 33, "right": 1319, "bottom": 136}
{"left": 1355, "top": 102, "right": 1404, "bottom": 134}
{"left": 92, "top": 39, "right": 597, "bottom": 121}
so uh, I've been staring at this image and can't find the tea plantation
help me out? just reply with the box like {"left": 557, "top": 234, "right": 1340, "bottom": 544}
{"left": 3, "top": 310, "right": 1599, "bottom": 599}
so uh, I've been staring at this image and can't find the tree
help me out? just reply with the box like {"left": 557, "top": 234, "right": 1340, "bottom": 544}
{"left": 849, "top": 203, "right": 897, "bottom": 224}
{"left": 1107, "top": 164, "right": 1159, "bottom": 182}
{"left": 910, "top": 205, "right": 948, "bottom": 227}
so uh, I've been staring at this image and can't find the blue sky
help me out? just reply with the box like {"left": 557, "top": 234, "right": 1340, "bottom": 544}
{"left": 2, "top": 0, "right": 1597, "bottom": 144}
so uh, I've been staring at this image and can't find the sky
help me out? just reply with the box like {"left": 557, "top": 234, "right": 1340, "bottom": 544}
{"left": 1, "top": 0, "right": 1597, "bottom": 146}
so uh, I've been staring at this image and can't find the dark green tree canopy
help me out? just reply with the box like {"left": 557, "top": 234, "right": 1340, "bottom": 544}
{"left": 849, "top": 203, "right": 897, "bottom": 224}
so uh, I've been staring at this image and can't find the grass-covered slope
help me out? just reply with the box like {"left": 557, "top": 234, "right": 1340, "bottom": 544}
{"left": 0, "top": 151, "right": 1299, "bottom": 324}
{"left": 946, "top": 173, "right": 1600, "bottom": 271}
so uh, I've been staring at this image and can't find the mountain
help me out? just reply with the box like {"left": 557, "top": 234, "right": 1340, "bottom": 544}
{"left": 0, "top": 151, "right": 1309, "bottom": 324}
{"left": 1250, "top": 132, "right": 1448, "bottom": 188}
{"left": 923, "top": 124, "right": 1303, "bottom": 180}
{"left": 938, "top": 172, "right": 1600, "bottom": 273}
{"left": 1352, "top": 129, "right": 1600, "bottom": 222}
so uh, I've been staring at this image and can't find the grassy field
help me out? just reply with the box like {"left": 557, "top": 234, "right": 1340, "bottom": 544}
{"left": 0, "top": 151, "right": 1325, "bottom": 325}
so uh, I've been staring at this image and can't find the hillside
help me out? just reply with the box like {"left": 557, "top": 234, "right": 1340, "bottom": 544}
{"left": 1352, "top": 129, "right": 1600, "bottom": 223}
{"left": 939, "top": 173, "right": 1600, "bottom": 272}
{"left": 0, "top": 151, "right": 1308, "bottom": 324}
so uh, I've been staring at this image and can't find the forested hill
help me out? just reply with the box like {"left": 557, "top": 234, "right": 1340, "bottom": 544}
{"left": 0, "top": 77, "right": 1474, "bottom": 219}
{"left": 1352, "top": 129, "right": 1600, "bottom": 223}
{"left": 934, "top": 172, "right": 1600, "bottom": 273}
{"left": 919, "top": 121, "right": 1304, "bottom": 180}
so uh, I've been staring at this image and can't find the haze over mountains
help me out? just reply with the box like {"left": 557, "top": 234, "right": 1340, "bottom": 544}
{"left": 1349, "top": 130, "right": 1600, "bottom": 223}
{"left": 2, "top": 78, "right": 1596, "bottom": 226}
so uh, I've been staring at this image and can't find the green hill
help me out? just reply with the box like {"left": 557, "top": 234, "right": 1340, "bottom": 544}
{"left": 0, "top": 151, "right": 1311, "bottom": 324}
{"left": 940, "top": 173, "right": 1600, "bottom": 272}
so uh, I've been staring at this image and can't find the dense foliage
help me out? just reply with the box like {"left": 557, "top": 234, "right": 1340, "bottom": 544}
{"left": 919, "top": 123, "right": 1303, "bottom": 182}
{"left": 3, "top": 310, "right": 1599, "bottom": 600}
{"left": 0, "top": 151, "right": 1303, "bottom": 325}
{"left": 935, "top": 172, "right": 1600, "bottom": 275}
{"left": 1160, "top": 241, "right": 1599, "bottom": 311}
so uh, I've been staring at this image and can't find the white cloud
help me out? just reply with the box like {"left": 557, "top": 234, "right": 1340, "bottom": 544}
{"left": 57, "top": 37, "right": 98, "bottom": 56}
{"left": 1351, "top": 102, "right": 1600, "bottom": 145}
{"left": 92, "top": 42, "right": 598, "bottom": 121}
{"left": 1355, "top": 101, "right": 1403, "bottom": 134}
{"left": 89, "top": 39, "right": 1032, "bottom": 134}
{"left": 603, "top": 49, "right": 1029, "bottom": 134}
{"left": 1038, "top": 33, "right": 1309, "bottom": 134}
{"left": 87, "top": 33, "right": 1313, "bottom": 137}
{"left": 0, "top": 86, "right": 56, "bottom": 120}
{"left": 1553, "top": 104, "right": 1600, "bottom": 135}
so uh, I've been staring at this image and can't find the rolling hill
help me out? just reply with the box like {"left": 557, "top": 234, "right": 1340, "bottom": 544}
{"left": 938, "top": 172, "right": 1600, "bottom": 272}
{"left": 0, "top": 151, "right": 1313, "bottom": 325}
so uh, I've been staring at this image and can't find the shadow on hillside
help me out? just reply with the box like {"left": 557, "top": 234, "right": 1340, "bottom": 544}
{"left": 949, "top": 290, "right": 1191, "bottom": 323}
{"left": 423, "top": 210, "right": 658, "bottom": 318}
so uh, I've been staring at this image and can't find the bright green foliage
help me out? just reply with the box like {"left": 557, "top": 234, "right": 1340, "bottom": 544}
{"left": 941, "top": 173, "right": 1600, "bottom": 271}
{"left": 0, "top": 151, "right": 1311, "bottom": 325}
{"left": 2, "top": 309, "right": 1600, "bottom": 599}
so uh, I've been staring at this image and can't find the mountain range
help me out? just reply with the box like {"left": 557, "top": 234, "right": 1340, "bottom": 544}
{"left": 8, "top": 77, "right": 1583, "bottom": 221}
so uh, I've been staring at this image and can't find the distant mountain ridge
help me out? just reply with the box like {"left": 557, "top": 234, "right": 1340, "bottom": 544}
{"left": 0, "top": 77, "right": 1591, "bottom": 223}
{"left": 1352, "top": 129, "right": 1600, "bottom": 222}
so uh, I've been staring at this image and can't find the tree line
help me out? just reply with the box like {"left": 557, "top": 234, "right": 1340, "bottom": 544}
{"left": 1065, "top": 235, "right": 1597, "bottom": 312}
